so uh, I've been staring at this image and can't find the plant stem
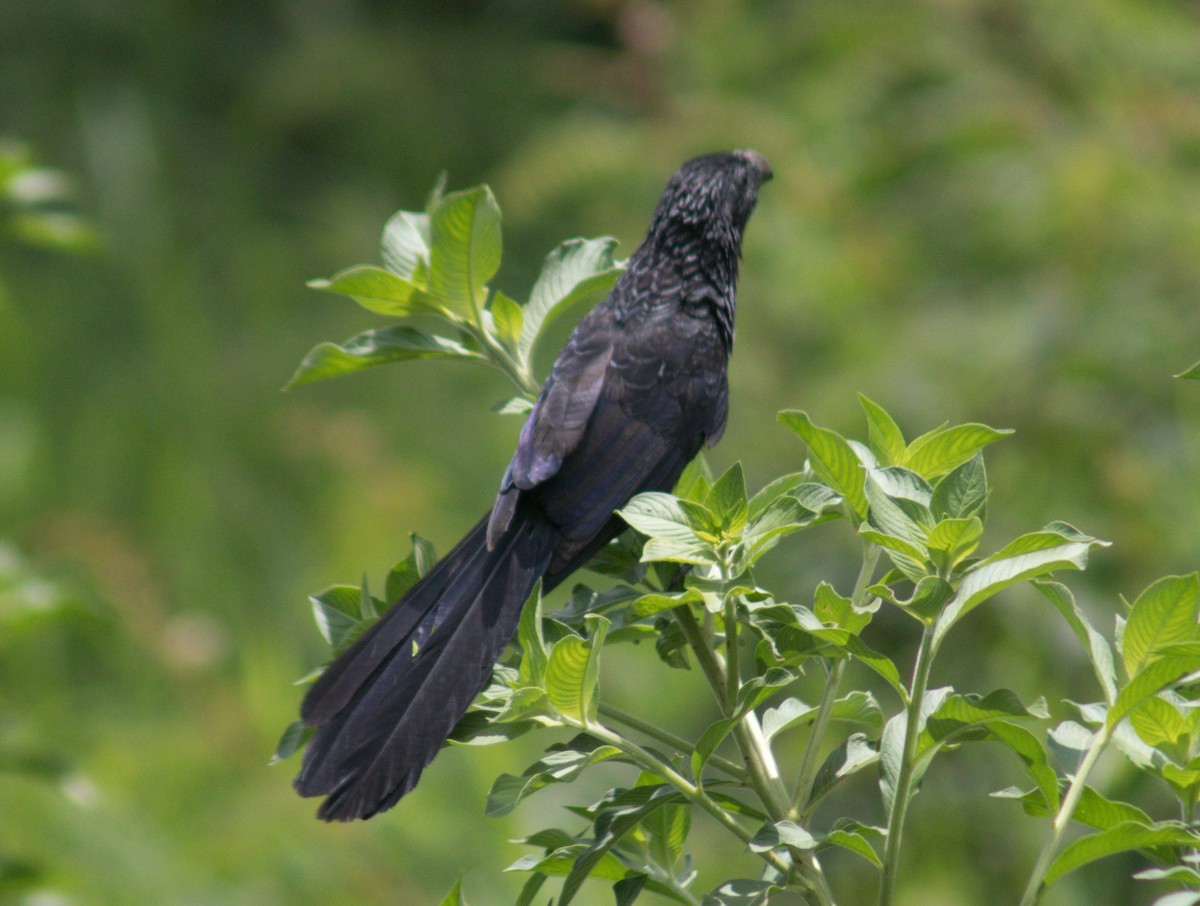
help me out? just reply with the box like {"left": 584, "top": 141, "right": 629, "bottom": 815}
{"left": 791, "top": 544, "right": 879, "bottom": 818}
{"left": 878, "top": 623, "right": 936, "bottom": 906}
{"left": 790, "top": 659, "right": 846, "bottom": 819}
{"left": 724, "top": 589, "right": 740, "bottom": 714}
{"left": 579, "top": 720, "right": 795, "bottom": 877}
{"left": 1017, "top": 724, "right": 1112, "bottom": 906}
{"left": 597, "top": 701, "right": 746, "bottom": 781}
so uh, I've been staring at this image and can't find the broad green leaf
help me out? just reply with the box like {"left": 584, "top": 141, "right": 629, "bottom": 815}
{"left": 858, "top": 529, "right": 928, "bottom": 581}
{"left": 933, "top": 528, "right": 1106, "bottom": 647}
{"left": 858, "top": 393, "right": 906, "bottom": 465}
{"left": 879, "top": 576, "right": 955, "bottom": 624}
{"left": 620, "top": 493, "right": 717, "bottom": 565}
{"left": 1151, "top": 892, "right": 1200, "bottom": 906}
{"left": 701, "top": 879, "right": 781, "bottom": 906}
{"left": 429, "top": 186, "right": 502, "bottom": 318}
{"left": 904, "top": 423, "right": 1012, "bottom": 478}
{"left": 309, "top": 586, "right": 362, "bottom": 649}
{"left": 381, "top": 208, "right": 431, "bottom": 282}
{"left": 1108, "top": 643, "right": 1200, "bottom": 731}
{"left": 487, "top": 291, "right": 524, "bottom": 352}
{"left": 777, "top": 411, "right": 867, "bottom": 518}
{"left": 613, "top": 875, "right": 649, "bottom": 906}
{"left": 930, "top": 453, "right": 989, "bottom": 520}
{"left": 308, "top": 264, "right": 440, "bottom": 318}
{"left": 918, "top": 689, "right": 1048, "bottom": 758}
{"left": 844, "top": 636, "right": 907, "bottom": 701}
{"left": 863, "top": 476, "right": 929, "bottom": 550}
{"left": 628, "top": 588, "right": 703, "bottom": 620}
{"left": 560, "top": 785, "right": 684, "bottom": 905}
{"left": 1176, "top": 360, "right": 1200, "bottom": 380}
{"left": 642, "top": 796, "right": 690, "bottom": 871}
{"left": 674, "top": 454, "right": 714, "bottom": 503}
{"left": 985, "top": 720, "right": 1061, "bottom": 812}
{"left": 1129, "top": 695, "right": 1188, "bottom": 749}
{"left": 439, "top": 878, "right": 468, "bottom": 906}
{"left": 708, "top": 462, "right": 749, "bottom": 533}
{"left": 814, "top": 582, "right": 871, "bottom": 635}
{"left": 287, "top": 326, "right": 481, "bottom": 388}
{"left": 1122, "top": 574, "right": 1200, "bottom": 679}
{"left": 545, "top": 616, "right": 610, "bottom": 723}
{"left": 1044, "top": 820, "right": 1200, "bottom": 885}
{"left": 521, "top": 237, "right": 622, "bottom": 359}
{"left": 486, "top": 736, "right": 622, "bottom": 816}
{"left": 994, "top": 784, "right": 1150, "bottom": 831}
{"left": 927, "top": 516, "right": 983, "bottom": 570}
{"left": 749, "top": 819, "right": 817, "bottom": 853}
{"left": 385, "top": 533, "right": 437, "bottom": 603}
{"left": 747, "top": 471, "right": 809, "bottom": 519}
{"left": 271, "top": 720, "right": 314, "bottom": 764}
{"left": 517, "top": 582, "right": 547, "bottom": 686}
{"left": 822, "top": 819, "right": 884, "bottom": 869}
{"left": 808, "top": 732, "right": 880, "bottom": 807}
{"left": 1036, "top": 581, "right": 1118, "bottom": 704}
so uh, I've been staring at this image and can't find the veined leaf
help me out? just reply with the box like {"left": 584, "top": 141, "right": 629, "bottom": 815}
{"left": 545, "top": 615, "right": 610, "bottom": 723}
{"left": 1044, "top": 820, "right": 1200, "bottom": 885}
{"left": 307, "top": 265, "right": 441, "bottom": 318}
{"left": 381, "top": 208, "right": 431, "bottom": 282}
{"left": 777, "top": 411, "right": 867, "bottom": 518}
{"left": 708, "top": 462, "right": 749, "bottom": 533}
{"left": 286, "top": 326, "right": 481, "bottom": 388}
{"left": 858, "top": 393, "right": 906, "bottom": 465}
{"left": 904, "top": 423, "right": 1012, "bottom": 478}
{"left": 521, "top": 237, "right": 622, "bottom": 360}
{"left": 930, "top": 453, "right": 989, "bottom": 520}
{"left": 487, "top": 291, "right": 524, "bottom": 352}
{"left": 429, "top": 186, "right": 502, "bottom": 318}
{"left": 1122, "top": 574, "right": 1200, "bottom": 679}
{"left": 1036, "top": 581, "right": 1118, "bottom": 705}
{"left": 1108, "top": 643, "right": 1200, "bottom": 731}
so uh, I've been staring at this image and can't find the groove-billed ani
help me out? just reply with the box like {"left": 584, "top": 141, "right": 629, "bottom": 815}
{"left": 294, "top": 149, "right": 773, "bottom": 821}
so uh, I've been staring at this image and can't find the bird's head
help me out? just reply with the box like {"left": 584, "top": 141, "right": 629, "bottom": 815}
{"left": 646, "top": 148, "right": 773, "bottom": 249}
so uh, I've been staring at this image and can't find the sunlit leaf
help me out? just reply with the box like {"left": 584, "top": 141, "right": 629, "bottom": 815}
{"left": 858, "top": 394, "right": 906, "bottom": 465}
{"left": 1044, "top": 820, "right": 1200, "bottom": 884}
{"left": 777, "top": 411, "right": 867, "bottom": 518}
{"left": 904, "top": 423, "right": 1012, "bottom": 478}
{"left": 286, "top": 326, "right": 481, "bottom": 388}
{"left": 429, "top": 186, "right": 502, "bottom": 318}
{"left": 521, "top": 237, "right": 622, "bottom": 360}
{"left": 1122, "top": 574, "right": 1200, "bottom": 679}
{"left": 308, "top": 265, "right": 440, "bottom": 318}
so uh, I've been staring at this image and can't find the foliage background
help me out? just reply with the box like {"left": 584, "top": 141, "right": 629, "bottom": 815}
{"left": 1, "top": 0, "right": 1198, "bottom": 903}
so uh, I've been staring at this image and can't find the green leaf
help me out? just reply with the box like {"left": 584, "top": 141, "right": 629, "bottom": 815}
{"left": 642, "top": 796, "right": 690, "bottom": 871}
{"left": 429, "top": 186, "right": 502, "bottom": 318}
{"left": 619, "top": 493, "right": 717, "bottom": 565}
{"left": 930, "top": 454, "right": 989, "bottom": 520}
{"left": 307, "top": 265, "right": 440, "bottom": 318}
{"left": 486, "top": 736, "right": 623, "bottom": 816}
{"left": 381, "top": 208, "right": 431, "bottom": 282}
{"left": 674, "top": 455, "right": 714, "bottom": 503}
{"left": 692, "top": 716, "right": 741, "bottom": 781}
{"left": 1129, "top": 695, "right": 1188, "bottom": 749}
{"left": 777, "top": 411, "right": 868, "bottom": 518}
{"left": 984, "top": 720, "right": 1061, "bottom": 812}
{"left": 814, "top": 582, "right": 871, "bottom": 635}
{"left": 271, "top": 720, "right": 314, "bottom": 764}
{"left": 1044, "top": 820, "right": 1200, "bottom": 885}
{"left": 487, "top": 291, "right": 524, "bottom": 352}
{"left": 701, "top": 879, "right": 781, "bottom": 906}
{"left": 439, "top": 878, "right": 468, "bottom": 906}
{"left": 858, "top": 394, "right": 907, "bottom": 465}
{"left": 927, "top": 517, "right": 983, "bottom": 570}
{"left": 1036, "top": 581, "right": 1118, "bottom": 705}
{"left": 809, "top": 732, "right": 880, "bottom": 807}
{"left": 844, "top": 636, "right": 907, "bottom": 701}
{"left": 1176, "top": 360, "right": 1200, "bottom": 380}
{"left": 628, "top": 589, "right": 703, "bottom": 620}
{"left": 875, "top": 576, "right": 955, "bottom": 624}
{"left": 749, "top": 819, "right": 817, "bottom": 853}
{"left": 545, "top": 615, "right": 610, "bottom": 723}
{"left": 385, "top": 533, "right": 437, "bottom": 603}
{"left": 287, "top": 326, "right": 481, "bottom": 388}
{"left": 933, "top": 527, "right": 1107, "bottom": 647}
{"left": 517, "top": 581, "right": 548, "bottom": 686}
{"left": 1108, "top": 643, "right": 1200, "bottom": 731}
{"left": 903, "top": 423, "right": 1012, "bottom": 478}
{"left": 521, "top": 237, "right": 622, "bottom": 360}
{"left": 747, "top": 471, "right": 809, "bottom": 519}
{"left": 309, "top": 586, "right": 363, "bottom": 649}
{"left": 822, "top": 822, "right": 884, "bottom": 869}
{"left": 707, "top": 462, "right": 749, "bottom": 533}
{"left": 1122, "top": 574, "right": 1200, "bottom": 679}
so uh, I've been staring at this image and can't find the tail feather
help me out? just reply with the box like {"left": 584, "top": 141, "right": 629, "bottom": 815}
{"left": 295, "top": 509, "right": 557, "bottom": 821}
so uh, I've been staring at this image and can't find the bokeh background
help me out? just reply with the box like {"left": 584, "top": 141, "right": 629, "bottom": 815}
{"left": 2, "top": 1, "right": 1199, "bottom": 903}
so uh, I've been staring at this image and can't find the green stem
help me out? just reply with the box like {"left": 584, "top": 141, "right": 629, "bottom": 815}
{"left": 597, "top": 701, "right": 746, "bottom": 781}
{"left": 878, "top": 623, "right": 936, "bottom": 906}
{"left": 791, "top": 544, "right": 879, "bottom": 818}
{"left": 790, "top": 659, "right": 846, "bottom": 819}
{"left": 579, "top": 720, "right": 794, "bottom": 877}
{"left": 724, "top": 589, "right": 740, "bottom": 715}
{"left": 1018, "top": 724, "right": 1112, "bottom": 906}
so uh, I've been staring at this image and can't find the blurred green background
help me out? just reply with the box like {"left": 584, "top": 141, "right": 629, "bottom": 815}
{"left": 2, "top": 0, "right": 1199, "bottom": 903}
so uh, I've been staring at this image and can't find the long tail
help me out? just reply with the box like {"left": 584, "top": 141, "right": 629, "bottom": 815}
{"left": 294, "top": 508, "right": 557, "bottom": 821}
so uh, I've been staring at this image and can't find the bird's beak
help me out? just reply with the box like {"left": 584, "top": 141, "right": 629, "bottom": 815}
{"left": 735, "top": 148, "right": 773, "bottom": 185}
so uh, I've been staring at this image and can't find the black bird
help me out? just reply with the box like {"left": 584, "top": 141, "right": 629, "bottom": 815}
{"left": 294, "top": 149, "right": 773, "bottom": 821}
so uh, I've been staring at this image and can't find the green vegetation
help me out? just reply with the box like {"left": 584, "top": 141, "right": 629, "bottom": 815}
{"left": 2, "top": 1, "right": 1200, "bottom": 903}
